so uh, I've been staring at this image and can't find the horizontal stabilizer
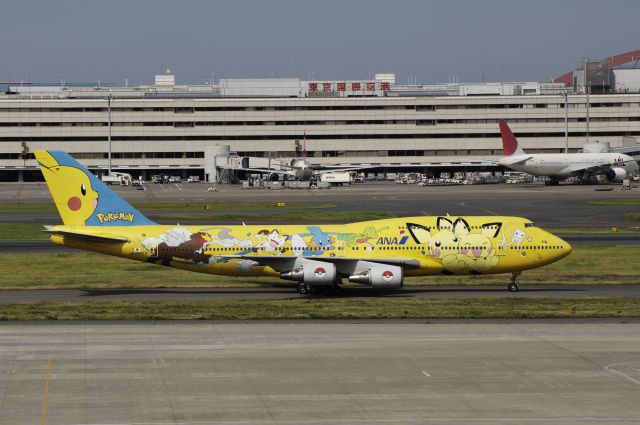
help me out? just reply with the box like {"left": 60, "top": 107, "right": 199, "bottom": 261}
{"left": 43, "top": 226, "right": 129, "bottom": 243}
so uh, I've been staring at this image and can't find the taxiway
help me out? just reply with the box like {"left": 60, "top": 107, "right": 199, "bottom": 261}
{"left": 0, "top": 322, "right": 638, "bottom": 424}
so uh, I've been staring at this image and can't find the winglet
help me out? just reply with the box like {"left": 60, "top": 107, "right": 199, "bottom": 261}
{"left": 498, "top": 120, "right": 526, "bottom": 156}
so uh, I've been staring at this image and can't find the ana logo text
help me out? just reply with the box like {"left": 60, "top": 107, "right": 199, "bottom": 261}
{"left": 376, "top": 236, "right": 409, "bottom": 245}
{"left": 96, "top": 211, "right": 135, "bottom": 224}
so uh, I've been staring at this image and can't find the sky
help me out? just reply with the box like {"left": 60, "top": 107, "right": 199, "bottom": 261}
{"left": 2, "top": 0, "right": 639, "bottom": 86}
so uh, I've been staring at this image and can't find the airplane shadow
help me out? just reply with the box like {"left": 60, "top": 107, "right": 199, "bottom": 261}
{"left": 80, "top": 287, "right": 294, "bottom": 297}
{"left": 310, "top": 286, "right": 583, "bottom": 298}
{"left": 80, "top": 285, "right": 583, "bottom": 299}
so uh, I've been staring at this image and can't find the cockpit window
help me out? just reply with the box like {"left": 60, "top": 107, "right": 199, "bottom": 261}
{"left": 525, "top": 223, "right": 534, "bottom": 228}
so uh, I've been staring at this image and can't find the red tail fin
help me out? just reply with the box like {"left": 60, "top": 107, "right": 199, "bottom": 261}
{"left": 498, "top": 120, "right": 521, "bottom": 156}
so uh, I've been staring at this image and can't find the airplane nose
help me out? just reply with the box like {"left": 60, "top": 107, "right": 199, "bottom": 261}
{"left": 540, "top": 228, "right": 572, "bottom": 263}
{"left": 554, "top": 235, "right": 572, "bottom": 260}
{"left": 560, "top": 238, "right": 572, "bottom": 257}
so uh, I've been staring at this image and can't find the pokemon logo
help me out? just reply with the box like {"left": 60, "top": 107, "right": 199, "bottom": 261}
{"left": 96, "top": 211, "right": 135, "bottom": 224}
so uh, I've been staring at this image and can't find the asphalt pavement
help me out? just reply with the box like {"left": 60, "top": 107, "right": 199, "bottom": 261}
{"left": 1, "top": 284, "right": 639, "bottom": 302}
{"left": 1, "top": 322, "right": 639, "bottom": 424}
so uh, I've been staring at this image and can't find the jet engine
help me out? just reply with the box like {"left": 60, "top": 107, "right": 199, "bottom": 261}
{"left": 606, "top": 167, "right": 627, "bottom": 182}
{"left": 348, "top": 264, "right": 403, "bottom": 289}
{"left": 280, "top": 258, "right": 336, "bottom": 286}
{"left": 268, "top": 173, "right": 280, "bottom": 181}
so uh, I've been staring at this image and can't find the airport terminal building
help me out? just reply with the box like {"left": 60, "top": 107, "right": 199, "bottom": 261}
{"left": 2, "top": 51, "right": 640, "bottom": 181}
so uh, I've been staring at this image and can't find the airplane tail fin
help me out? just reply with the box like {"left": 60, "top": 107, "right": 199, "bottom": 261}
{"left": 498, "top": 120, "right": 526, "bottom": 156}
{"left": 35, "top": 150, "right": 155, "bottom": 227}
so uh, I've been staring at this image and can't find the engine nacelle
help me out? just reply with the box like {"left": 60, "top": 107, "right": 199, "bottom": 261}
{"left": 268, "top": 172, "right": 280, "bottom": 181}
{"left": 348, "top": 264, "right": 403, "bottom": 289}
{"left": 606, "top": 167, "right": 627, "bottom": 182}
{"left": 280, "top": 258, "right": 336, "bottom": 286}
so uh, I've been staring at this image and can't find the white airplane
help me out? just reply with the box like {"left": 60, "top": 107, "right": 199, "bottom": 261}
{"left": 237, "top": 157, "right": 366, "bottom": 181}
{"left": 498, "top": 120, "right": 639, "bottom": 185}
{"left": 231, "top": 139, "right": 369, "bottom": 181}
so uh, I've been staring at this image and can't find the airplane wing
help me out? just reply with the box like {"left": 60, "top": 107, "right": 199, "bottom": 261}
{"left": 500, "top": 156, "right": 534, "bottom": 166}
{"left": 224, "top": 167, "right": 295, "bottom": 176}
{"left": 222, "top": 254, "right": 421, "bottom": 272}
{"left": 43, "top": 226, "right": 129, "bottom": 243}
{"left": 313, "top": 166, "right": 374, "bottom": 175}
{"left": 563, "top": 161, "right": 623, "bottom": 176}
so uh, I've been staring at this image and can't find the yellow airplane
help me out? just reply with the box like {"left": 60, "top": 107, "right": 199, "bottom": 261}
{"left": 35, "top": 150, "right": 572, "bottom": 294}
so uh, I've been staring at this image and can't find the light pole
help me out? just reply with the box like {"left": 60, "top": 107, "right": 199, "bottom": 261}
{"left": 564, "top": 90, "right": 569, "bottom": 153}
{"left": 585, "top": 82, "right": 590, "bottom": 145}
{"left": 107, "top": 95, "right": 112, "bottom": 175}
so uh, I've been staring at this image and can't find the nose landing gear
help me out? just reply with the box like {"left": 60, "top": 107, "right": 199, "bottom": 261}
{"left": 508, "top": 273, "right": 520, "bottom": 292}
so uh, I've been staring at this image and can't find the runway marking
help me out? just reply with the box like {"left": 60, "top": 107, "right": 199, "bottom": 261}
{"left": 605, "top": 362, "right": 640, "bottom": 386}
{"left": 421, "top": 370, "right": 431, "bottom": 377}
{"left": 460, "top": 202, "right": 499, "bottom": 216}
{"left": 40, "top": 357, "right": 52, "bottom": 425}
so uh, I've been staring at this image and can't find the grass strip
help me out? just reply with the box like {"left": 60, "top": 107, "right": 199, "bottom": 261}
{"left": 0, "top": 223, "right": 49, "bottom": 240}
{"left": 164, "top": 210, "right": 395, "bottom": 222}
{"left": 0, "top": 204, "right": 56, "bottom": 213}
{"left": 132, "top": 201, "right": 336, "bottom": 211}
{"left": 547, "top": 227, "right": 640, "bottom": 234}
{"left": 0, "top": 298, "right": 638, "bottom": 320}
{"left": 626, "top": 213, "right": 640, "bottom": 222}
{"left": 0, "top": 202, "right": 336, "bottom": 213}
{"left": 589, "top": 199, "right": 640, "bottom": 206}
{"left": 0, "top": 245, "right": 638, "bottom": 290}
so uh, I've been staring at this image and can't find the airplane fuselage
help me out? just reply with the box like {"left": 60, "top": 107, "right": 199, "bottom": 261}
{"left": 499, "top": 153, "right": 638, "bottom": 179}
{"left": 49, "top": 216, "right": 571, "bottom": 286}
{"left": 34, "top": 149, "right": 574, "bottom": 294}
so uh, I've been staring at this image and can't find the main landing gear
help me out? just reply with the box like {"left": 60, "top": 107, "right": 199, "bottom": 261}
{"left": 297, "top": 282, "right": 311, "bottom": 295}
{"left": 545, "top": 177, "right": 560, "bottom": 186}
{"left": 508, "top": 273, "right": 520, "bottom": 292}
{"left": 296, "top": 282, "right": 343, "bottom": 296}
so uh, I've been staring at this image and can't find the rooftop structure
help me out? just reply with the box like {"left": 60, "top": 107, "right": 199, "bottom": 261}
{"left": 2, "top": 54, "right": 640, "bottom": 182}
{"left": 5, "top": 71, "right": 565, "bottom": 100}
{"left": 553, "top": 49, "right": 640, "bottom": 93}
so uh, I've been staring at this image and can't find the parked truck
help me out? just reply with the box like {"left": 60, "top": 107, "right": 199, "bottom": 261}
{"left": 101, "top": 172, "right": 133, "bottom": 186}
{"left": 320, "top": 172, "right": 351, "bottom": 186}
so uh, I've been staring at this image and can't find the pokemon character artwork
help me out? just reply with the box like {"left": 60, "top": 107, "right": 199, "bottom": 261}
{"left": 35, "top": 150, "right": 573, "bottom": 294}
{"left": 35, "top": 150, "right": 154, "bottom": 227}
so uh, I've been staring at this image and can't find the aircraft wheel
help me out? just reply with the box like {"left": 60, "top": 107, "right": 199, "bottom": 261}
{"left": 508, "top": 282, "right": 519, "bottom": 292}
{"left": 297, "top": 282, "right": 309, "bottom": 295}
